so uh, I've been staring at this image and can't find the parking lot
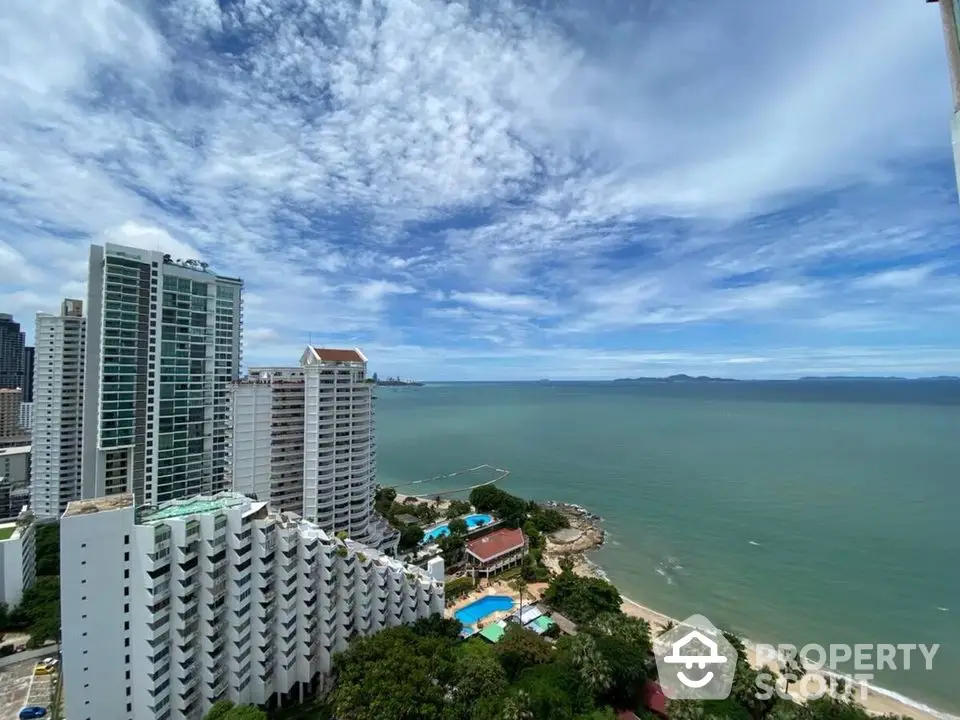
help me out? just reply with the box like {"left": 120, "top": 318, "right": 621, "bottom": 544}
{"left": 0, "top": 658, "right": 36, "bottom": 718}
{"left": 0, "top": 655, "right": 58, "bottom": 719}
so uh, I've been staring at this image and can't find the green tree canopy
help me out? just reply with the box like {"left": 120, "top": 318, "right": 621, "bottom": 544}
{"left": 398, "top": 525, "right": 425, "bottom": 552}
{"left": 495, "top": 624, "right": 554, "bottom": 680}
{"left": 202, "top": 700, "right": 267, "bottom": 720}
{"left": 446, "top": 500, "right": 473, "bottom": 519}
{"left": 448, "top": 517, "right": 469, "bottom": 536}
{"left": 543, "top": 570, "right": 622, "bottom": 625}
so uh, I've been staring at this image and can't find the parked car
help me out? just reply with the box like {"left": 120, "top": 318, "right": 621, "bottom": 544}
{"left": 19, "top": 706, "right": 47, "bottom": 719}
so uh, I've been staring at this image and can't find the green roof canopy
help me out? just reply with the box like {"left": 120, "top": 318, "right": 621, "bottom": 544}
{"left": 479, "top": 623, "right": 506, "bottom": 643}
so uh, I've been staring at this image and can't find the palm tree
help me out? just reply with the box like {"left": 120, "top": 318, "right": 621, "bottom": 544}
{"left": 567, "top": 634, "right": 611, "bottom": 695}
{"left": 780, "top": 654, "right": 807, "bottom": 693}
{"left": 500, "top": 690, "right": 534, "bottom": 720}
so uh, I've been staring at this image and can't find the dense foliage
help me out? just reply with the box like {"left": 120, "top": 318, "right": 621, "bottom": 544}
{"left": 326, "top": 604, "right": 911, "bottom": 720}
{"left": 542, "top": 568, "right": 623, "bottom": 624}
{"left": 204, "top": 700, "right": 267, "bottom": 720}
{"left": 468, "top": 486, "right": 570, "bottom": 535}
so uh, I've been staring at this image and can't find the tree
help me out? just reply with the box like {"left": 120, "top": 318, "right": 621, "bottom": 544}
{"left": 446, "top": 500, "right": 472, "bottom": 519}
{"left": 34, "top": 522, "right": 59, "bottom": 577}
{"left": 495, "top": 624, "right": 553, "bottom": 680}
{"left": 398, "top": 525, "right": 424, "bottom": 552}
{"left": 448, "top": 517, "right": 469, "bottom": 536}
{"left": 438, "top": 533, "right": 466, "bottom": 566}
{"left": 528, "top": 506, "right": 569, "bottom": 533}
{"left": 448, "top": 651, "right": 509, "bottom": 719}
{"left": 543, "top": 570, "right": 622, "bottom": 625}
{"left": 563, "top": 634, "right": 611, "bottom": 697}
{"left": 330, "top": 626, "right": 456, "bottom": 720}
{"left": 203, "top": 700, "right": 266, "bottom": 720}
{"left": 411, "top": 614, "right": 462, "bottom": 641}
{"left": 15, "top": 575, "right": 60, "bottom": 648}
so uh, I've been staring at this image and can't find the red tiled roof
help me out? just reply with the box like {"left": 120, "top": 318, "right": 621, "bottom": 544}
{"left": 466, "top": 528, "right": 525, "bottom": 563}
{"left": 310, "top": 347, "right": 365, "bottom": 363}
{"left": 641, "top": 680, "right": 668, "bottom": 717}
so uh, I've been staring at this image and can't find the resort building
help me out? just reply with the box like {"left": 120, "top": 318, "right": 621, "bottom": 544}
{"left": 465, "top": 527, "right": 527, "bottom": 578}
{"left": 0, "top": 445, "right": 31, "bottom": 519}
{"left": 31, "top": 299, "right": 86, "bottom": 519}
{"left": 59, "top": 491, "right": 444, "bottom": 720}
{"left": 0, "top": 507, "right": 36, "bottom": 606}
{"left": 230, "top": 347, "right": 397, "bottom": 552}
{"left": 81, "top": 243, "right": 243, "bottom": 506}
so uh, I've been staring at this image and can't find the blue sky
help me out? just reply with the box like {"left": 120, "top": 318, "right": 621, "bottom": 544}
{"left": 2, "top": 0, "right": 959, "bottom": 380}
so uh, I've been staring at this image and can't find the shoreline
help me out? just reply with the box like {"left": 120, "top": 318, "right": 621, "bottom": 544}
{"left": 617, "top": 594, "right": 957, "bottom": 720}
{"left": 540, "top": 505, "right": 956, "bottom": 720}
{"left": 393, "top": 492, "right": 956, "bottom": 719}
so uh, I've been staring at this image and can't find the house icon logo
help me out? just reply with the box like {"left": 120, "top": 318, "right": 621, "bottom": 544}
{"left": 653, "top": 614, "right": 737, "bottom": 700}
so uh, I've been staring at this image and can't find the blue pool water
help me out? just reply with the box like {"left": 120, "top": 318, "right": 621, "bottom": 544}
{"left": 422, "top": 513, "right": 493, "bottom": 543}
{"left": 455, "top": 595, "right": 514, "bottom": 626}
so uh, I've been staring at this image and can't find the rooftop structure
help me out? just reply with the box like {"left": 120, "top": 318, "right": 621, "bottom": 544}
{"left": 465, "top": 527, "right": 527, "bottom": 578}
{"left": 60, "top": 490, "right": 443, "bottom": 720}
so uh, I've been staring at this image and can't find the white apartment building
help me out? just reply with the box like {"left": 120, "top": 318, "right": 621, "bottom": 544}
{"left": 231, "top": 347, "right": 397, "bottom": 552}
{"left": 18, "top": 402, "right": 33, "bottom": 432}
{"left": 81, "top": 244, "right": 243, "bottom": 506}
{"left": 60, "top": 491, "right": 444, "bottom": 720}
{"left": 31, "top": 299, "right": 86, "bottom": 520}
{"left": 0, "top": 507, "right": 36, "bottom": 606}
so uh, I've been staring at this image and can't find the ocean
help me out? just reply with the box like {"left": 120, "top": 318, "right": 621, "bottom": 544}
{"left": 374, "top": 380, "right": 960, "bottom": 716}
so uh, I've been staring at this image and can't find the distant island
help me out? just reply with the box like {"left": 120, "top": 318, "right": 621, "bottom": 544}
{"left": 613, "top": 374, "right": 738, "bottom": 383}
{"left": 613, "top": 374, "right": 959, "bottom": 383}
{"left": 366, "top": 373, "right": 424, "bottom": 387}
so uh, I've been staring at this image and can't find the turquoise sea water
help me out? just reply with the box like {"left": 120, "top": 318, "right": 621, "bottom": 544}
{"left": 375, "top": 381, "right": 960, "bottom": 716}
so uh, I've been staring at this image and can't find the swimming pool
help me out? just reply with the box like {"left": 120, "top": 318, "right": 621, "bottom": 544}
{"left": 422, "top": 513, "right": 493, "bottom": 543}
{"left": 455, "top": 595, "right": 514, "bottom": 626}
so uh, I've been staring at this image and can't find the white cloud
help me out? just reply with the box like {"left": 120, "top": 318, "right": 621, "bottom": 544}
{"left": 0, "top": 0, "right": 958, "bottom": 376}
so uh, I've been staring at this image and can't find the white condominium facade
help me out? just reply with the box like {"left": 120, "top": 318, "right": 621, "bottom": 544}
{"left": 0, "top": 507, "right": 36, "bottom": 607}
{"left": 60, "top": 492, "right": 444, "bottom": 720}
{"left": 231, "top": 347, "right": 397, "bottom": 551}
{"left": 31, "top": 299, "right": 86, "bottom": 519}
{"left": 18, "top": 402, "right": 33, "bottom": 432}
{"left": 81, "top": 243, "right": 243, "bottom": 506}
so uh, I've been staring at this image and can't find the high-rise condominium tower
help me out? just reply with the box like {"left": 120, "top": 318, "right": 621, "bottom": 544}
{"left": 30, "top": 299, "right": 86, "bottom": 519}
{"left": 60, "top": 492, "right": 443, "bottom": 720}
{"left": 81, "top": 244, "right": 243, "bottom": 506}
{"left": 0, "top": 314, "right": 25, "bottom": 390}
{"left": 231, "top": 347, "right": 397, "bottom": 551}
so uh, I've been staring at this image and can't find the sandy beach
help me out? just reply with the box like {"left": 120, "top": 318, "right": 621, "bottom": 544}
{"left": 617, "top": 596, "right": 948, "bottom": 720}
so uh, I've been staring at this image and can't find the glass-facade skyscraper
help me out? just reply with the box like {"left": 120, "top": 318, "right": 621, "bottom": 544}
{"left": 0, "top": 314, "right": 26, "bottom": 390}
{"left": 81, "top": 243, "right": 243, "bottom": 506}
